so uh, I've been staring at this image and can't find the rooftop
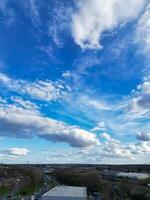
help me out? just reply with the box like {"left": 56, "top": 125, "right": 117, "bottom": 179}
{"left": 43, "top": 186, "right": 87, "bottom": 197}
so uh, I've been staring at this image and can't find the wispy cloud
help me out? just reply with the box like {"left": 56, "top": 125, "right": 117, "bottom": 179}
{"left": 48, "top": 0, "right": 72, "bottom": 47}
{"left": 64, "top": 77, "right": 150, "bottom": 138}
{"left": 135, "top": 3, "right": 150, "bottom": 55}
{"left": 91, "top": 122, "right": 107, "bottom": 132}
{"left": 0, "top": 0, "right": 16, "bottom": 26}
{"left": 19, "top": 0, "right": 41, "bottom": 28}
{"left": 78, "top": 95, "right": 112, "bottom": 111}
{"left": 125, "top": 76, "right": 150, "bottom": 120}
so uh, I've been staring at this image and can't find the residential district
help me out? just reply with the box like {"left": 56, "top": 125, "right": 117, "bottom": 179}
{"left": 0, "top": 164, "right": 150, "bottom": 200}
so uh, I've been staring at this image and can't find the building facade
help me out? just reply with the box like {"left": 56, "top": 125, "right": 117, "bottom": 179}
{"left": 41, "top": 186, "right": 87, "bottom": 200}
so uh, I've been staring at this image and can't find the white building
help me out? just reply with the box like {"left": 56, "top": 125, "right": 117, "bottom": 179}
{"left": 41, "top": 186, "right": 87, "bottom": 200}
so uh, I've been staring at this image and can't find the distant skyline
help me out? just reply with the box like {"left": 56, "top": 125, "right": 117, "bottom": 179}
{"left": 0, "top": 0, "right": 150, "bottom": 164}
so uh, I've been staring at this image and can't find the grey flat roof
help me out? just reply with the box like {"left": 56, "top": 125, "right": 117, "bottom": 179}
{"left": 43, "top": 186, "right": 86, "bottom": 197}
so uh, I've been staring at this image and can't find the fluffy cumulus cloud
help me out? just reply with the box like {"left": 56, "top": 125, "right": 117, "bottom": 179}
{"left": 137, "top": 132, "right": 150, "bottom": 141}
{"left": 39, "top": 133, "right": 150, "bottom": 164}
{"left": 0, "top": 94, "right": 150, "bottom": 163}
{"left": 101, "top": 132, "right": 112, "bottom": 140}
{"left": 0, "top": 98, "right": 99, "bottom": 148}
{"left": 136, "top": 76, "right": 150, "bottom": 110}
{"left": 72, "top": 0, "right": 147, "bottom": 49}
{"left": 126, "top": 76, "right": 150, "bottom": 118}
{"left": 68, "top": 133, "right": 150, "bottom": 163}
{"left": 137, "top": 76, "right": 150, "bottom": 93}
{"left": 99, "top": 133, "right": 150, "bottom": 160}
{"left": 0, "top": 73, "right": 67, "bottom": 102}
{"left": 91, "top": 122, "right": 107, "bottom": 132}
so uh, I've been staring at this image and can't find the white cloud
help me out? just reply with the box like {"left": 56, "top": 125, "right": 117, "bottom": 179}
{"left": 137, "top": 76, "right": 150, "bottom": 93}
{"left": 0, "top": 73, "right": 67, "bottom": 102}
{"left": 129, "top": 141, "right": 150, "bottom": 155}
{"left": 5, "top": 148, "right": 29, "bottom": 156}
{"left": 0, "top": 96, "right": 7, "bottom": 104}
{"left": 48, "top": 1, "right": 72, "bottom": 47}
{"left": 135, "top": 3, "right": 150, "bottom": 55}
{"left": 100, "top": 132, "right": 111, "bottom": 140}
{"left": 79, "top": 96, "right": 111, "bottom": 110}
{"left": 0, "top": 72, "right": 10, "bottom": 83}
{"left": 137, "top": 132, "right": 150, "bottom": 141}
{"left": 127, "top": 97, "right": 148, "bottom": 115}
{"left": 72, "top": 0, "right": 146, "bottom": 49}
{"left": 39, "top": 135, "right": 150, "bottom": 164}
{"left": 91, "top": 122, "right": 106, "bottom": 132}
{"left": 0, "top": 100, "right": 99, "bottom": 148}
{"left": 99, "top": 133, "right": 150, "bottom": 159}
{"left": 0, "top": 147, "right": 29, "bottom": 159}
{"left": 126, "top": 77, "right": 150, "bottom": 119}
{"left": 62, "top": 71, "right": 71, "bottom": 78}
{"left": 68, "top": 133, "right": 150, "bottom": 163}
{"left": 11, "top": 96, "right": 38, "bottom": 110}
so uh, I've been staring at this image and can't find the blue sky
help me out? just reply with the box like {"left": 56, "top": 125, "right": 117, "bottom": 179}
{"left": 0, "top": 0, "right": 150, "bottom": 164}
